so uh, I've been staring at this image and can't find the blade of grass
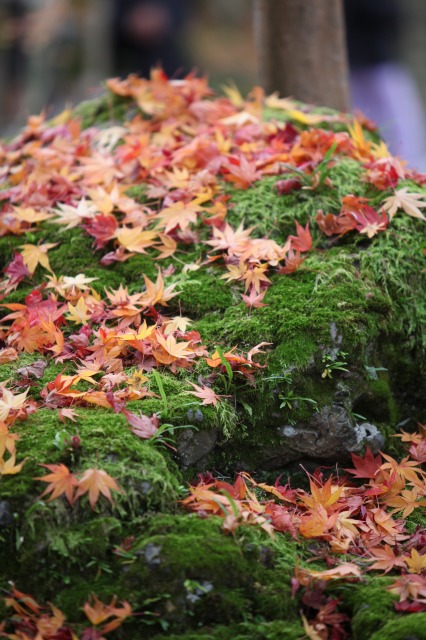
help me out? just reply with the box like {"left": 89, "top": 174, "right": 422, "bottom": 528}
{"left": 151, "top": 369, "right": 168, "bottom": 415}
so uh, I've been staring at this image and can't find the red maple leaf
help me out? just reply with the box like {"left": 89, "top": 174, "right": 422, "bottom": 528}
{"left": 288, "top": 221, "right": 312, "bottom": 252}
{"left": 275, "top": 178, "right": 303, "bottom": 195}
{"left": 345, "top": 448, "right": 383, "bottom": 479}
{"left": 4, "top": 252, "right": 30, "bottom": 286}
{"left": 277, "top": 249, "right": 306, "bottom": 274}
{"left": 84, "top": 214, "right": 118, "bottom": 250}
{"left": 316, "top": 210, "right": 357, "bottom": 237}
{"left": 123, "top": 409, "right": 159, "bottom": 439}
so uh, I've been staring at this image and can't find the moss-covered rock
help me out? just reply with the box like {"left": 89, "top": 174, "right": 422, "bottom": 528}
{"left": 1, "top": 82, "right": 425, "bottom": 640}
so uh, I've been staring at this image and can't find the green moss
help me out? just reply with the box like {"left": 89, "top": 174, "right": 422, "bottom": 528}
{"left": 125, "top": 184, "right": 148, "bottom": 203}
{"left": 370, "top": 613, "right": 426, "bottom": 640}
{"left": 0, "top": 408, "right": 182, "bottom": 610}
{"left": 341, "top": 576, "right": 397, "bottom": 640}
{"left": 110, "top": 253, "right": 159, "bottom": 286}
{"left": 177, "top": 267, "right": 235, "bottom": 317}
{"left": 72, "top": 92, "right": 132, "bottom": 129}
{"left": 195, "top": 247, "right": 389, "bottom": 354}
{"left": 225, "top": 159, "right": 365, "bottom": 242}
{"left": 353, "top": 375, "right": 399, "bottom": 427}
{"left": 152, "top": 619, "right": 305, "bottom": 640}
{"left": 405, "top": 507, "right": 426, "bottom": 535}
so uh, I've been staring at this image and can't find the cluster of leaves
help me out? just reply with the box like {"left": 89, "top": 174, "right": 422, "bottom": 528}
{"left": 183, "top": 425, "right": 426, "bottom": 636}
{"left": 0, "top": 347, "right": 31, "bottom": 476}
{"left": 0, "top": 587, "right": 132, "bottom": 640}
{"left": 35, "top": 463, "right": 123, "bottom": 509}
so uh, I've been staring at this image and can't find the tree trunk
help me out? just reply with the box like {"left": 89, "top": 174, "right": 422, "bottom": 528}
{"left": 254, "top": 0, "right": 350, "bottom": 111}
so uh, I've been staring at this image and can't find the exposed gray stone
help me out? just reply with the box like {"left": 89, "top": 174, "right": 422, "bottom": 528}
{"left": 177, "top": 428, "right": 219, "bottom": 467}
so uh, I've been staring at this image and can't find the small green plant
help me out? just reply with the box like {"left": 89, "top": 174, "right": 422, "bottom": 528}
{"left": 365, "top": 365, "right": 388, "bottom": 380}
{"left": 215, "top": 345, "right": 234, "bottom": 392}
{"left": 321, "top": 351, "right": 349, "bottom": 379}
{"left": 150, "top": 422, "right": 196, "bottom": 449}
{"left": 278, "top": 390, "right": 317, "bottom": 411}
{"left": 263, "top": 371, "right": 293, "bottom": 385}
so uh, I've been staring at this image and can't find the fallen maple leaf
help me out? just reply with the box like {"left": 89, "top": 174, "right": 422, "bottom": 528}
{"left": 296, "top": 562, "right": 361, "bottom": 585}
{"left": 277, "top": 249, "right": 306, "bottom": 274}
{"left": 114, "top": 226, "right": 158, "bottom": 253}
{"left": 83, "top": 594, "right": 132, "bottom": 633}
{"left": 382, "top": 187, "right": 426, "bottom": 221}
{"left": 380, "top": 452, "right": 424, "bottom": 485}
{"left": 275, "top": 178, "right": 303, "bottom": 195}
{"left": 351, "top": 205, "right": 389, "bottom": 238}
{"left": 185, "top": 381, "right": 227, "bottom": 407}
{"left": 0, "top": 348, "right": 18, "bottom": 365}
{"left": 0, "top": 423, "right": 19, "bottom": 458}
{"left": 123, "top": 409, "right": 159, "bottom": 439}
{"left": 0, "top": 452, "right": 25, "bottom": 475}
{"left": 366, "top": 544, "right": 408, "bottom": 574}
{"left": 18, "top": 243, "right": 58, "bottom": 274}
{"left": 58, "top": 408, "right": 79, "bottom": 423}
{"left": 406, "top": 548, "right": 426, "bottom": 574}
{"left": 35, "top": 463, "right": 79, "bottom": 504}
{"left": 154, "top": 332, "right": 196, "bottom": 365}
{"left": 4, "top": 253, "right": 30, "bottom": 287}
{"left": 300, "top": 612, "right": 323, "bottom": 640}
{"left": 288, "top": 221, "right": 312, "bottom": 252}
{"left": 53, "top": 198, "right": 99, "bottom": 229}
{"left": 387, "top": 573, "right": 426, "bottom": 603}
{"left": 385, "top": 486, "right": 426, "bottom": 518}
{"left": 67, "top": 297, "right": 91, "bottom": 325}
{"left": 74, "top": 468, "right": 123, "bottom": 509}
{"left": 241, "top": 288, "right": 268, "bottom": 309}
{"left": 156, "top": 200, "right": 203, "bottom": 233}
{"left": 0, "top": 387, "right": 29, "bottom": 422}
{"left": 345, "top": 448, "right": 383, "bottom": 479}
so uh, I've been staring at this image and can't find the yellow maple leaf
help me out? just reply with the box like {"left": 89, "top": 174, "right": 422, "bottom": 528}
{"left": 154, "top": 332, "right": 196, "bottom": 364}
{"left": 0, "top": 423, "right": 19, "bottom": 458}
{"left": 115, "top": 226, "right": 158, "bottom": 253}
{"left": 0, "top": 388, "right": 29, "bottom": 422}
{"left": 67, "top": 297, "right": 91, "bottom": 325}
{"left": 117, "top": 321, "right": 156, "bottom": 342}
{"left": 18, "top": 242, "right": 58, "bottom": 274}
{"left": 12, "top": 206, "right": 52, "bottom": 224}
{"left": 0, "top": 452, "right": 25, "bottom": 475}
{"left": 405, "top": 548, "right": 426, "bottom": 574}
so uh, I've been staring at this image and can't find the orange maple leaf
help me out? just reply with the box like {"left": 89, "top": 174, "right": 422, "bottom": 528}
{"left": 380, "top": 453, "right": 425, "bottom": 485}
{"left": 83, "top": 594, "right": 132, "bottom": 632}
{"left": 366, "top": 544, "right": 408, "bottom": 574}
{"left": 299, "top": 477, "right": 343, "bottom": 512}
{"left": 36, "top": 463, "right": 79, "bottom": 504}
{"left": 74, "top": 468, "right": 123, "bottom": 509}
{"left": 156, "top": 200, "right": 203, "bottom": 233}
{"left": 154, "top": 332, "right": 196, "bottom": 365}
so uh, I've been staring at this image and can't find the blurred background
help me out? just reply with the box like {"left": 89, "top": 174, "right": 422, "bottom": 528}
{"left": 1, "top": 0, "right": 426, "bottom": 167}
